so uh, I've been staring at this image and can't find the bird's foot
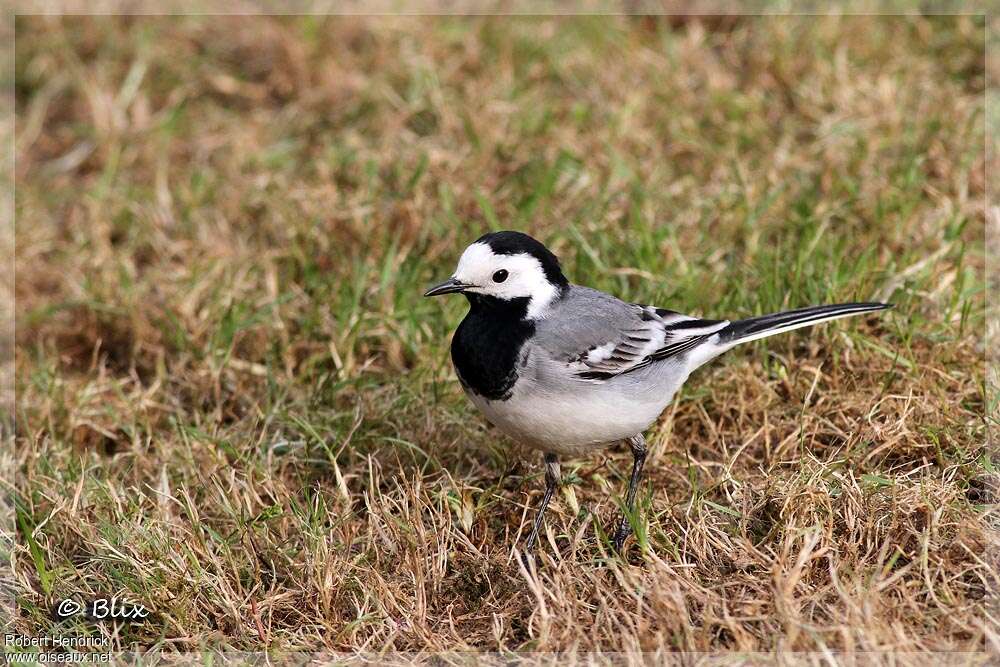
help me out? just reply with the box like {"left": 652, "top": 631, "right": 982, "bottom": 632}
{"left": 517, "top": 545, "right": 553, "bottom": 574}
{"left": 611, "top": 525, "right": 631, "bottom": 554}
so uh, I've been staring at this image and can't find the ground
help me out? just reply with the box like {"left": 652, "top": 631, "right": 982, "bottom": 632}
{"left": 12, "top": 14, "right": 993, "bottom": 660}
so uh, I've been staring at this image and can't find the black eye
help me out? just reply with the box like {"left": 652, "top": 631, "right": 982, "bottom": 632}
{"left": 492, "top": 269, "right": 508, "bottom": 283}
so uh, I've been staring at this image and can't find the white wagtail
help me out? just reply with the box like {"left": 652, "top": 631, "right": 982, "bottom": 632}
{"left": 425, "top": 230, "right": 891, "bottom": 552}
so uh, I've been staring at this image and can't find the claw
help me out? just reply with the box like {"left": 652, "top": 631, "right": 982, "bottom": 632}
{"left": 611, "top": 526, "right": 630, "bottom": 554}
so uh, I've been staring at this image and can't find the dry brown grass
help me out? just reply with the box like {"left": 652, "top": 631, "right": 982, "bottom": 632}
{"left": 11, "top": 13, "right": 995, "bottom": 662}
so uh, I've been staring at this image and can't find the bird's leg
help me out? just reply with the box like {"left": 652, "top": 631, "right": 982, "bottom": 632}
{"left": 525, "top": 453, "right": 560, "bottom": 551}
{"left": 612, "top": 433, "right": 647, "bottom": 553}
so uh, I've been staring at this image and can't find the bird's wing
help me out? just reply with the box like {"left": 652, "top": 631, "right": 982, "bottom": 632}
{"left": 532, "top": 287, "right": 730, "bottom": 381}
{"left": 570, "top": 305, "right": 729, "bottom": 380}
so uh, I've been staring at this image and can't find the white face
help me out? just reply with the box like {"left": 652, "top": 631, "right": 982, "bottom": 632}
{"left": 452, "top": 242, "right": 560, "bottom": 318}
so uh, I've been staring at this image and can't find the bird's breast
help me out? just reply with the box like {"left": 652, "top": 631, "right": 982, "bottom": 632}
{"left": 450, "top": 305, "right": 535, "bottom": 401}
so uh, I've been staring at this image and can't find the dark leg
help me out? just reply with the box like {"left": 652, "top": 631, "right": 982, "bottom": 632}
{"left": 525, "top": 453, "right": 560, "bottom": 551}
{"left": 612, "top": 433, "right": 647, "bottom": 553}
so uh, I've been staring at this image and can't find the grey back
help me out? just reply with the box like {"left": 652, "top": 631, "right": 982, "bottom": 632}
{"left": 531, "top": 286, "right": 642, "bottom": 361}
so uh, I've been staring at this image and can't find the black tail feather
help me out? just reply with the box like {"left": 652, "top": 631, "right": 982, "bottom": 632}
{"left": 718, "top": 302, "right": 892, "bottom": 344}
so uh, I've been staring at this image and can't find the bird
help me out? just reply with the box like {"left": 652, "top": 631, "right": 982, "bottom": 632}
{"left": 424, "top": 230, "right": 891, "bottom": 553}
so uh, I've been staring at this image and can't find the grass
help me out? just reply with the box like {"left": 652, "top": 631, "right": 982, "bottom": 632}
{"left": 12, "top": 14, "right": 992, "bottom": 659}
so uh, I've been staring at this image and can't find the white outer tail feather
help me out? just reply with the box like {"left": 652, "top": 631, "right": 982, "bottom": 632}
{"left": 723, "top": 307, "right": 888, "bottom": 346}
{"left": 688, "top": 302, "right": 892, "bottom": 369}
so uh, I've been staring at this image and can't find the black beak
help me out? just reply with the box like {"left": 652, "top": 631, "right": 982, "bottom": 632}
{"left": 424, "top": 277, "right": 471, "bottom": 297}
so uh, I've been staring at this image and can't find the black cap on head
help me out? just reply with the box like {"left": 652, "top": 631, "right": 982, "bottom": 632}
{"left": 475, "top": 231, "right": 569, "bottom": 290}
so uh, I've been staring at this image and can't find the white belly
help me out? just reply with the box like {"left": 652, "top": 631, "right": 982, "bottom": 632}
{"left": 465, "top": 358, "right": 690, "bottom": 456}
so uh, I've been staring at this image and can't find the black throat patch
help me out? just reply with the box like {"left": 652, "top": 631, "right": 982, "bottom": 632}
{"left": 450, "top": 294, "right": 535, "bottom": 401}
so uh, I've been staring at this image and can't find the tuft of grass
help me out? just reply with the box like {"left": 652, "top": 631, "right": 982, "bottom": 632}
{"left": 13, "top": 14, "right": 991, "bottom": 658}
